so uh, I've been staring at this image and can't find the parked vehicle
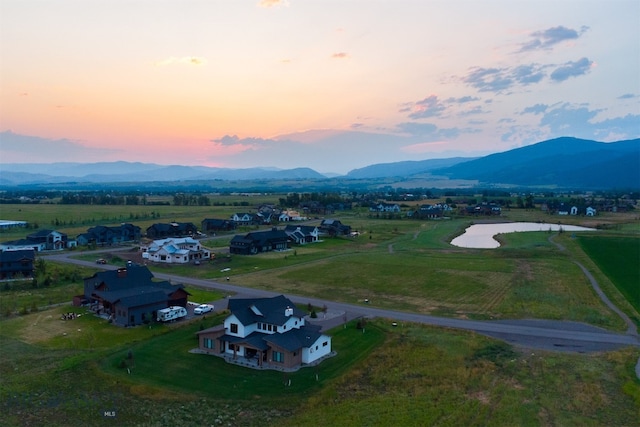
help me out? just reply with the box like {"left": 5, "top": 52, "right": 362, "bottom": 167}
{"left": 194, "top": 304, "right": 213, "bottom": 315}
{"left": 96, "top": 259, "right": 107, "bottom": 264}
{"left": 156, "top": 306, "right": 187, "bottom": 322}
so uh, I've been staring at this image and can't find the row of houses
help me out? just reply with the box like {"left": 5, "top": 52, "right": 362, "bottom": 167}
{"left": 541, "top": 203, "right": 597, "bottom": 216}
{"left": 0, "top": 229, "right": 76, "bottom": 252}
{"left": 229, "top": 220, "right": 351, "bottom": 255}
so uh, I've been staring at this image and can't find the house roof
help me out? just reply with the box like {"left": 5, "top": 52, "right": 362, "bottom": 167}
{"left": 263, "top": 324, "right": 324, "bottom": 352}
{"left": 283, "top": 225, "right": 317, "bottom": 234}
{"left": 227, "top": 295, "right": 306, "bottom": 326}
{"left": 87, "top": 264, "right": 155, "bottom": 291}
{"left": 95, "top": 286, "right": 169, "bottom": 307}
{"left": 0, "top": 238, "right": 41, "bottom": 247}
{"left": 223, "top": 331, "right": 270, "bottom": 351}
{"left": 0, "top": 249, "right": 35, "bottom": 262}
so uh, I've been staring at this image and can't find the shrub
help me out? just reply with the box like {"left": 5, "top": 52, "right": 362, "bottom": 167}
{"left": 470, "top": 342, "right": 517, "bottom": 366}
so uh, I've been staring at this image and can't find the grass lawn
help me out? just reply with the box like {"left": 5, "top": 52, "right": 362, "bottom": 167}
{"left": 2, "top": 311, "right": 638, "bottom": 427}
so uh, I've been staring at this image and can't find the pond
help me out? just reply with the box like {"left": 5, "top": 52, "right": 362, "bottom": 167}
{"left": 450, "top": 222, "right": 595, "bottom": 249}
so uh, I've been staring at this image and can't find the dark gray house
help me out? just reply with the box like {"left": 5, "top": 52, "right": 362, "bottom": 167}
{"left": 79, "top": 264, "right": 189, "bottom": 326}
{"left": 0, "top": 249, "right": 35, "bottom": 281}
{"left": 229, "top": 228, "right": 289, "bottom": 255}
{"left": 77, "top": 223, "right": 141, "bottom": 246}
{"left": 201, "top": 218, "right": 236, "bottom": 233}
{"left": 146, "top": 222, "right": 198, "bottom": 239}
{"left": 319, "top": 219, "right": 351, "bottom": 236}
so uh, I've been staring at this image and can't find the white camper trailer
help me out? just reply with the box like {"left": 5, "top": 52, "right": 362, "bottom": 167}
{"left": 156, "top": 306, "right": 187, "bottom": 322}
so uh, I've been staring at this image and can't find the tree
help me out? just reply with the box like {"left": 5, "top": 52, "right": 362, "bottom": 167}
{"left": 35, "top": 258, "right": 47, "bottom": 276}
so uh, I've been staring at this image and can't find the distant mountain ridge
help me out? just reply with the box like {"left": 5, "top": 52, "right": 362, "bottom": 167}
{"left": 433, "top": 137, "right": 639, "bottom": 189}
{"left": 0, "top": 137, "right": 638, "bottom": 189}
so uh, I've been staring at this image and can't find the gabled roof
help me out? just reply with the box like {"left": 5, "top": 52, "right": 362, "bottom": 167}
{"left": 283, "top": 225, "right": 318, "bottom": 234}
{"left": 244, "top": 228, "right": 288, "bottom": 242}
{"left": 227, "top": 295, "right": 305, "bottom": 326}
{"left": 27, "top": 229, "right": 56, "bottom": 237}
{"left": 86, "top": 264, "right": 155, "bottom": 292}
{"left": 263, "top": 324, "right": 324, "bottom": 352}
{"left": 95, "top": 286, "right": 169, "bottom": 307}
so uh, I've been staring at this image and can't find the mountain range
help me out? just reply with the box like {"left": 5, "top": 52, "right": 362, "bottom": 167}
{"left": 1, "top": 137, "right": 638, "bottom": 190}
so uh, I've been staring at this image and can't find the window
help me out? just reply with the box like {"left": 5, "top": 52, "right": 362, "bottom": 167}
{"left": 204, "top": 338, "right": 214, "bottom": 349}
{"left": 323, "top": 341, "right": 328, "bottom": 347}
{"left": 230, "top": 323, "right": 238, "bottom": 334}
{"left": 273, "top": 351, "right": 284, "bottom": 363}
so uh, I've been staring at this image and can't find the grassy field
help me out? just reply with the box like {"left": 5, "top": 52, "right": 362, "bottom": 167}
{"left": 578, "top": 236, "right": 640, "bottom": 313}
{"left": 1, "top": 308, "right": 638, "bottom": 426}
{"left": 1, "top": 202, "right": 639, "bottom": 426}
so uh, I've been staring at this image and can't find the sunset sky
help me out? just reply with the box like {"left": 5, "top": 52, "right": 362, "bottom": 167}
{"left": 1, "top": 0, "right": 638, "bottom": 174}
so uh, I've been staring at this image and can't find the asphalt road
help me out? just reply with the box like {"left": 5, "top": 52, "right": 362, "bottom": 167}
{"left": 45, "top": 249, "right": 640, "bottom": 357}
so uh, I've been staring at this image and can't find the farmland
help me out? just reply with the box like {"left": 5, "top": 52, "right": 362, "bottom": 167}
{"left": 0, "top": 199, "right": 639, "bottom": 426}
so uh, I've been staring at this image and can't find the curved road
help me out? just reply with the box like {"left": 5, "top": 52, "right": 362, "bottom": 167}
{"left": 45, "top": 249, "right": 639, "bottom": 357}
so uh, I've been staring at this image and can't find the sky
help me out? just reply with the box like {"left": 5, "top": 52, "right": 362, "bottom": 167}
{"left": 1, "top": 0, "right": 639, "bottom": 174}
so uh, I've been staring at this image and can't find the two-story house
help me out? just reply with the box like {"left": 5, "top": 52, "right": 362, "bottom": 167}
{"left": 197, "top": 295, "right": 332, "bottom": 370}
{"left": 284, "top": 225, "right": 320, "bottom": 245}
{"left": 78, "top": 264, "right": 189, "bottom": 326}
{"left": 146, "top": 222, "right": 198, "bottom": 239}
{"left": 319, "top": 219, "right": 351, "bottom": 236}
{"left": 201, "top": 218, "right": 236, "bottom": 234}
{"left": 230, "top": 213, "right": 256, "bottom": 226}
{"left": 229, "top": 228, "right": 289, "bottom": 255}
{"left": 0, "top": 249, "right": 35, "bottom": 281}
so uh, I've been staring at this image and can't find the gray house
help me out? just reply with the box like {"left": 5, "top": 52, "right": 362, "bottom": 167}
{"left": 79, "top": 264, "right": 189, "bottom": 326}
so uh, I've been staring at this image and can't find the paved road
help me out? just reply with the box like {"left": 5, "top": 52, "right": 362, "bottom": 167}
{"left": 45, "top": 250, "right": 640, "bottom": 356}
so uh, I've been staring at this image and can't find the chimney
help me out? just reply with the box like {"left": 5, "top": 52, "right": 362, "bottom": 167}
{"left": 285, "top": 306, "right": 293, "bottom": 317}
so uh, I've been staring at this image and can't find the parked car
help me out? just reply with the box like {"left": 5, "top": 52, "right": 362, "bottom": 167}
{"left": 96, "top": 259, "right": 107, "bottom": 264}
{"left": 194, "top": 304, "right": 213, "bottom": 315}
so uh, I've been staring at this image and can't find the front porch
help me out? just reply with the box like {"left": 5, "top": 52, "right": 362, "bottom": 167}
{"left": 189, "top": 348, "right": 337, "bottom": 373}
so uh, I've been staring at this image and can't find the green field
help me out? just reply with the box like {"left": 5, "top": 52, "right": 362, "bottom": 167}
{"left": 578, "top": 236, "right": 640, "bottom": 313}
{"left": 1, "top": 307, "right": 638, "bottom": 426}
{"left": 1, "top": 202, "right": 639, "bottom": 426}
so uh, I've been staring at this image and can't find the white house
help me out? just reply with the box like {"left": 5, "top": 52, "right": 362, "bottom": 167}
{"left": 284, "top": 225, "right": 320, "bottom": 245}
{"left": 197, "top": 295, "right": 332, "bottom": 370}
{"left": 231, "top": 213, "right": 255, "bottom": 225}
{"left": 141, "top": 237, "right": 211, "bottom": 264}
{"left": 278, "top": 210, "right": 307, "bottom": 222}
